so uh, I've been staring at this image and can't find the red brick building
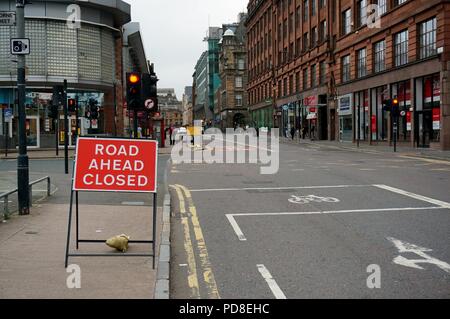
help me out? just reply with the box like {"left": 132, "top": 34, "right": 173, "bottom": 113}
{"left": 246, "top": 0, "right": 450, "bottom": 150}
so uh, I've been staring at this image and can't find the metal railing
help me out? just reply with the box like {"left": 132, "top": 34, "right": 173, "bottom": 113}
{"left": 1, "top": 176, "right": 51, "bottom": 220}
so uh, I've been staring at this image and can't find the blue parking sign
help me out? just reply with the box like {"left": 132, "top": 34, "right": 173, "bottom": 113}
{"left": 4, "top": 108, "right": 12, "bottom": 120}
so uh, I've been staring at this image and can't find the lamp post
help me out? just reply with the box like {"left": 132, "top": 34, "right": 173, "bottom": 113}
{"left": 16, "top": 0, "right": 30, "bottom": 215}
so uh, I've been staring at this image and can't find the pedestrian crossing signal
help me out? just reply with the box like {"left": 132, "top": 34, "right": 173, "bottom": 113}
{"left": 68, "top": 98, "right": 76, "bottom": 113}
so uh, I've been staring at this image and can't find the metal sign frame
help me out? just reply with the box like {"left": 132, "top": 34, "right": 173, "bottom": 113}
{"left": 64, "top": 136, "right": 158, "bottom": 269}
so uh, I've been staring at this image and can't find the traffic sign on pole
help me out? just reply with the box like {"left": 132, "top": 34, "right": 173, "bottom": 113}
{"left": 11, "top": 38, "right": 30, "bottom": 55}
{"left": 0, "top": 11, "right": 16, "bottom": 26}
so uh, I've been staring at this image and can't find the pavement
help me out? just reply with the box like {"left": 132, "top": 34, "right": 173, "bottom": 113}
{"left": 0, "top": 153, "right": 172, "bottom": 299}
{"left": 281, "top": 137, "right": 450, "bottom": 163}
{"left": 168, "top": 136, "right": 450, "bottom": 299}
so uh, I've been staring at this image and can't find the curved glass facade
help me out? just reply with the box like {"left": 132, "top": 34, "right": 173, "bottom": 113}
{"left": 0, "top": 19, "right": 115, "bottom": 84}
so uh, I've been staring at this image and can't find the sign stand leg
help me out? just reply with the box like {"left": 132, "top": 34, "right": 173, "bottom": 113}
{"left": 76, "top": 191, "right": 79, "bottom": 250}
{"left": 65, "top": 189, "right": 75, "bottom": 268}
{"left": 152, "top": 193, "right": 157, "bottom": 269}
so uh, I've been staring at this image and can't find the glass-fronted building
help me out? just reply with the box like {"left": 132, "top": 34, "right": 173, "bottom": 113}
{"left": 0, "top": 0, "right": 131, "bottom": 149}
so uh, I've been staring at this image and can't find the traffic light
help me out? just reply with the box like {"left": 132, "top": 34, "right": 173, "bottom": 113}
{"left": 68, "top": 98, "right": 76, "bottom": 113}
{"left": 391, "top": 98, "right": 400, "bottom": 118}
{"left": 126, "top": 72, "right": 142, "bottom": 110}
{"left": 52, "top": 86, "right": 64, "bottom": 107}
{"left": 88, "top": 99, "right": 99, "bottom": 120}
{"left": 382, "top": 99, "right": 392, "bottom": 112}
{"left": 48, "top": 102, "right": 58, "bottom": 119}
{"left": 142, "top": 73, "right": 159, "bottom": 113}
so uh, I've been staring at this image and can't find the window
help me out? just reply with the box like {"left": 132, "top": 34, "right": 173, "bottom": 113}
{"left": 303, "top": 68, "right": 308, "bottom": 90}
{"left": 235, "top": 76, "right": 243, "bottom": 88}
{"left": 357, "top": 0, "right": 367, "bottom": 27}
{"left": 304, "top": 0, "right": 309, "bottom": 21}
{"left": 238, "top": 58, "right": 245, "bottom": 70}
{"left": 419, "top": 18, "right": 437, "bottom": 59}
{"left": 311, "top": 27, "right": 317, "bottom": 47}
{"left": 296, "top": 38, "right": 301, "bottom": 56}
{"left": 341, "top": 55, "right": 350, "bottom": 82}
{"left": 374, "top": 40, "right": 385, "bottom": 73}
{"left": 395, "top": 0, "right": 407, "bottom": 7}
{"left": 319, "top": 20, "right": 327, "bottom": 42}
{"left": 312, "top": 0, "right": 316, "bottom": 16}
{"left": 303, "top": 32, "right": 309, "bottom": 51}
{"left": 311, "top": 64, "right": 317, "bottom": 87}
{"left": 278, "top": 23, "right": 282, "bottom": 41}
{"left": 319, "top": 61, "right": 326, "bottom": 84}
{"left": 296, "top": 71, "right": 300, "bottom": 92}
{"left": 283, "top": 19, "right": 288, "bottom": 39}
{"left": 289, "top": 75, "right": 294, "bottom": 95}
{"left": 289, "top": 42, "right": 294, "bottom": 59}
{"left": 296, "top": 7, "right": 301, "bottom": 28}
{"left": 394, "top": 30, "right": 409, "bottom": 66}
{"left": 319, "top": 0, "right": 326, "bottom": 8}
{"left": 357, "top": 48, "right": 367, "bottom": 78}
{"left": 376, "top": 0, "right": 387, "bottom": 15}
{"left": 342, "top": 9, "right": 352, "bottom": 35}
{"left": 235, "top": 94, "right": 243, "bottom": 107}
{"left": 283, "top": 77, "right": 288, "bottom": 96}
{"left": 290, "top": 13, "right": 294, "bottom": 33}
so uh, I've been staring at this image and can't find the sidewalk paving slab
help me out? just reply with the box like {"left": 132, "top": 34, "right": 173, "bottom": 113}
{"left": 0, "top": 202, "right": 163, "bottom": 299}
{"left": 280, "top": 137, "right": 450, "bottom": 162}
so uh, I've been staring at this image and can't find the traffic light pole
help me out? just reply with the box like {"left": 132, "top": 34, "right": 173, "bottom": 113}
{"left": 63, "top": 80, "right": 69, "bottom": 174}
{"left": 16, "top": 0, "right": 30, "bottom": 215}
{"left": 55, "top": 115, "right": 59, "bottom": 157}
{"left": 393, "top": 115, "right": 398, "bottom": 153}
{"left": 75, "top": 94, "right": 79, "bottom": 142}
{"left": 134, "top": 112, "right": 139, "bottom": 139}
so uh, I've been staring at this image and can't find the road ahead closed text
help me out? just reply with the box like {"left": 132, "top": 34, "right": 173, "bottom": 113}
{"left": 73, "top": 138, "right": 158, "bottom": 193}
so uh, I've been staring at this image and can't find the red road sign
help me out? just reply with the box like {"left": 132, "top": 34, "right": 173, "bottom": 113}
{"left": 73, "top": 138, "right": 158, "bottom": 193}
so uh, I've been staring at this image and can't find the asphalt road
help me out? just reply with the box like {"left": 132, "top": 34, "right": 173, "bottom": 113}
{"left": 169, "top": 139, "right": 450, "bottom": 299}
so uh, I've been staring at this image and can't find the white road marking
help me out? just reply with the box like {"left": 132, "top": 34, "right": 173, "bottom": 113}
{"left": 226, "top": 207, "right": 446, "bottom": 241}
{"left": 226, "top": 214, "right": 246, "bottom": 241}
{"left": 360, "top": 169, "right": 376, "bottom": 171}
{"left": 374, "top": 185, "right": 450, "bottom": 209}
{"left": 257, "top": 264, "right": 287, "bottom": 299}
{"left": 190, "top": 185, "right": 370, "bottom": 193}
{"left": 387, "top": 237, "right": 450, "bottom": 273}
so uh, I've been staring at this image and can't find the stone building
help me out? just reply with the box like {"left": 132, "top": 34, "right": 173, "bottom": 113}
{"left": 246, "top": 0, "right": 450, "bottom": 150}
{"left": 217, "top": 16, "right": 249, "bottom": 130}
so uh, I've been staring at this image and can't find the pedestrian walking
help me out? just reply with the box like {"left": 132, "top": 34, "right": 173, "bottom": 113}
{"left": 290, "top": 127, "right": 296, "bottom": 140}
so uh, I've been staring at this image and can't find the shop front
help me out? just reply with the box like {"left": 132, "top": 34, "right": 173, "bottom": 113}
{"left": 0, "top": 89, "right": 104, "bottom": 150}
{"left": 338, "top": 94, "right": 353, "bottom": 142}
{"left": 414, "top": 73, "right": 441, "bottom": 148}
{"left": 251, "top": 105, "right": 273, "bottom": 131}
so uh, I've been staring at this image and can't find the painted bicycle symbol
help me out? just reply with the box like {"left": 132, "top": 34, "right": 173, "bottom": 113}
{"left": 289, "top": 195, "right": 340, "bottom": 204}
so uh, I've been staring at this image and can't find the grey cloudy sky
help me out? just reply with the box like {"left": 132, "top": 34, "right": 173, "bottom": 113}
{"left": 126, "top": 0, "right": 248, "bottom": 99}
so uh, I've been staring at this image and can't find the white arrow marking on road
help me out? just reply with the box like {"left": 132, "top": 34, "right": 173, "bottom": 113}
{"left": 387, "top": 237, "right": 450, "bottom": 273}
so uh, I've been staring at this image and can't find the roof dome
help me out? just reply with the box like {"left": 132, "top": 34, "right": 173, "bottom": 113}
{"left": 223, "top": 29, "right": 235, "bottom": 37}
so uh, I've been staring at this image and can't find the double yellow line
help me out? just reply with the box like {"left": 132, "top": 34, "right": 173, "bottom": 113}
{"left": 172, "top": 184, "right": 220, "bottom": 299}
